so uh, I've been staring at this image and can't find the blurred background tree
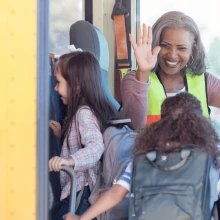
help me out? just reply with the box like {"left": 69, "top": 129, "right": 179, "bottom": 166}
{"left": 207, "top": 37, "right": 220, "bottom": 77}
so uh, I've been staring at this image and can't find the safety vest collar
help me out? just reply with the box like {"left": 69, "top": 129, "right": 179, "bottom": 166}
{"left": 147, "top": 71, "right": 209, "bottom": 124}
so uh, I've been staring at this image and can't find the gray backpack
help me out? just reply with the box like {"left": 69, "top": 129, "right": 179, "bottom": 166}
{"left": 89, "top": 122, "right": 137, "bottom": 220}
{"left": 129, "top": 147, "right": 219, "bottom": 220}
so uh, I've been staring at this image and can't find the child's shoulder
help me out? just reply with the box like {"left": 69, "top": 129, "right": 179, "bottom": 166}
{"left": 76, "top": 105, "right": 98, "bottom": 123}
{"left": 77, "top": 105, "right": 92, "bottom": 114}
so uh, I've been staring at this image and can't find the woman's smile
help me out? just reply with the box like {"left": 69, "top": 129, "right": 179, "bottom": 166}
{"left": 164, "top": 59, "right": 180, "bottom": 68}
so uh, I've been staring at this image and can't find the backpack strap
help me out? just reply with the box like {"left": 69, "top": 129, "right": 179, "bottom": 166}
{"left": 75, "top": 106, "right": 89, "bottom": 147}
{"left": 75, "top": 106, "right": 95, "bottom": 209}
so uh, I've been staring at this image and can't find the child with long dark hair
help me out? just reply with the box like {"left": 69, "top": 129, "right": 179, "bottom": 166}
{"left": 48, "top": 51, "right": 119, "bottom": 220}
{"left": 63, "top": 92, "right": 220, "bottom": 220}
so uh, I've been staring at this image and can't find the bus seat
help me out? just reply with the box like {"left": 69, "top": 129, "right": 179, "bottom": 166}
{"left": 69, "top": 20, "right": 120, "bottom": 111}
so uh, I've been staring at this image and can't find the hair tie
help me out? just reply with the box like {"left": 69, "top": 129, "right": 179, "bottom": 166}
{"left": 68, "top": 44, "right": 82, "bottom": 52}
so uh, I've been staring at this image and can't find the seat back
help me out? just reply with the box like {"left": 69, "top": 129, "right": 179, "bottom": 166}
{"left": 69, "top": 20, "right": 120, "bottom": 111}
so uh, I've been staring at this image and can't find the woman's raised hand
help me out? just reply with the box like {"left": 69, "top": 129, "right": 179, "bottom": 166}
{"left": 129, "top": 24, "right": 161, "bottom": 81}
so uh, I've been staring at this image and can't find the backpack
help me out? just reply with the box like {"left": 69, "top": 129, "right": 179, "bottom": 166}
{"left": 89, "top": 121, "right": 137, "bottom": 220}
{"left": 129, "top": 146, "right": 219, "bottom": 220}
{"left": 75, "top": 106, "right": 137, "bottom": 219}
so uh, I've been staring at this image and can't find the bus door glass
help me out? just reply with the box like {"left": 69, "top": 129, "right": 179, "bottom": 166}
{"left": 50, "top": 0, "right": 84, "bottom": 55}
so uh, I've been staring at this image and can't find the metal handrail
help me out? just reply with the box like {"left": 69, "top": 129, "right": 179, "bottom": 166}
{"left": 61, "top": 166, "right": 77, "bottom": 213}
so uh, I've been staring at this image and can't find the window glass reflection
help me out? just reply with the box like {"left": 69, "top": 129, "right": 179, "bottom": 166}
{"left": 50, "top": 0, "right": 84, "bottom": 55}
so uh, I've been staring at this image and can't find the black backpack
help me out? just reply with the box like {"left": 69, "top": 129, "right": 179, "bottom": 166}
{"left": 129, "top": 146, "right": 219, "bottom": 220}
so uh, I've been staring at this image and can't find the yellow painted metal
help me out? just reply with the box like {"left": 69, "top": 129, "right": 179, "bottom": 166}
{"left": 0, "top": 0, "right": 36, "bottom": 219}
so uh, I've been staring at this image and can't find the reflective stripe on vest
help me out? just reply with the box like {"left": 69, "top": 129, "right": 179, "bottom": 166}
{"left": 147, "top": 72, "right": 209, "bottom": 124}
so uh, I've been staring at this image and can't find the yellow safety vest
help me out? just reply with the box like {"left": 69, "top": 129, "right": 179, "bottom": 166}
{"left": 147, "top": 72, "right": 209, "bottom": 124}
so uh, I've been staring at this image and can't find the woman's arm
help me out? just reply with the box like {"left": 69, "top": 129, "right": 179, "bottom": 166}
{"left": 121, "top": 71, "right": 150, "bottom": 131}
{"left": 207, "top": 73, "right": 220, "bottom": 108}
{"left": 63, "top": 185, "right": 128, "bottom": 220}
{"left": 121, "top": 25, "right": 160, "bottom": 131}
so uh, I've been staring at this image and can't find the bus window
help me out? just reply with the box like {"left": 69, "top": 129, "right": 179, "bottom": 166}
{"left": 139, "top": 0, "right": 220, "bottom": 130}
{"left": 50, "top": 0, "right": 84, "bottom": 55}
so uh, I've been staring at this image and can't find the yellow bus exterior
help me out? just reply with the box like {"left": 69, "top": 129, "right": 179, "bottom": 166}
{"left": 0, "top": 0, "right": 37, "bottom": 219}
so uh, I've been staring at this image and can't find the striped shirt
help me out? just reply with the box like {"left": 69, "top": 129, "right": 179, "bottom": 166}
{"left": 116, "top": 162, "right": 132, "bottom": 191}
{"left": 60, "top": 106, "right": 104, "bottom": 201}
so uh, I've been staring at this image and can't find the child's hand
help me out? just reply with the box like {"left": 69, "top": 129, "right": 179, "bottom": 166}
{"left": 49, "top": 120, "right": 62, "bottom": 139}
{"left": 63, "top": 212, "right": 80, "bottom": 220}
{"left": 49, "top": 156, "right": 75, "bottom": 172}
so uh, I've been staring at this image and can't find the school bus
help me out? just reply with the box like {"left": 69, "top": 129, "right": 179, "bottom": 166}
{"left": 1, "top": 0, "right": 220, "bottom": 219}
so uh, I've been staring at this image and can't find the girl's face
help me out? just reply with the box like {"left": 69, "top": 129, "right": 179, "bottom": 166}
{"left": 158, "top": 28, "right": 193, "bottom": 76}
{"left": 54, "top": 68, "right": 69, "bottom": 105}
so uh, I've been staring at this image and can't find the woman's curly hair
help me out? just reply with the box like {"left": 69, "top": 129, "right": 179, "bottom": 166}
{"left": 134, "top": 92, "right": 220, "bottom": 167}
